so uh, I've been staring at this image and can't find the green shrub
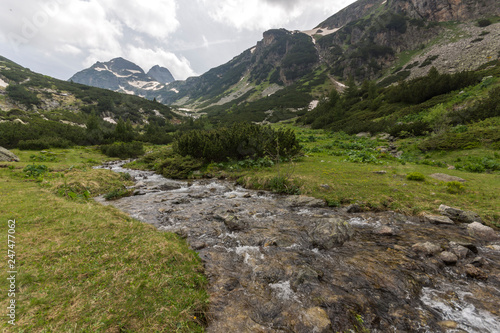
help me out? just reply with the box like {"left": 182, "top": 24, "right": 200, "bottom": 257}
{"left": 266, "top": 175, "right": 301, "bottom": 195}
{"left": 6, "top": 84, "right": 41, "bottom": 108}
{"left": 174, "top": 122, "right": 301, "bottom": 163}
{"left": 104, "top": 187, "right": 134, "bottom": 200}
{"left": 100, "top": 141, "right": 145, "bottom": 159}
{"left": 406, "top": 172, "right": 425, "bottom": 181}
{"left": 446, "top": 181, "right": 465, "bottom": 194}
{"left": 454, "top": 156, "right": 500, "bottom": 173}
{"left": 477, "top": 19, "right": 492, "bottom": 27}
{"left": 344, "top": 150, "right": 383, "bottom": 164}
{"left": 30, "top": 154, "right": 58, "bottom": 162}
{"left": 57, "top": 183, "right": 91, "bottom": 201}
{"left": 18, "top": 137, "right": 73, "bottom": 150}
{"left": 23, "top": 164, "right": 49, "bottom": 178}
{"left": 156, "top": 152, "right": 204, "bottom": 179}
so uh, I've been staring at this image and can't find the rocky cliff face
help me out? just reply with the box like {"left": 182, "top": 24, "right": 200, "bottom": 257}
{"left": 314, "top": 0, "right": 500, "bottom": 81}
{"left": 392, "top": 0, "right": 499, "bottom": 22}
{"left": 147, "top": 65, "right": 175, "bottom": 84}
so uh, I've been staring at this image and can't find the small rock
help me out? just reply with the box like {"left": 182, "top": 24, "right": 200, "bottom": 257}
{"left": 219, "top": 215, "right": 245, "bottom": 231}
{"left": 449, "top": 242, "right": 471, "bottom": 259}
{"left": 373, "top": 170, "right": 387, "bottom": 175}
{"left": 447, "top": 165, "right": 456, "bottom": 170}
{"left": 471, "top": 256, "right": 487, "bottom": 267}
{"left": 412, "top": 242, "right": 442, "bottom": 256}
{"left": 190, "top": 241, "right": 207, "bottom": 251}
{"left": 468, "top": 222, "right": 499, "bottom": 242}
{"left": 346, "top": 204, "right": 361, "bottom": 213}
{"left": 309, "top": 218, "right": 354, "bottom": 250}
{"left": 465, "top": 264, "right": 488, "bottom": 280}
{"left": 135, "top": 181, "right": 146, "bottom": 188}
{"left": 356, "top": 132, "right": 371, "bottom": 138}
{"left": 430, "top": 173, "right": 466, "bottom": 183}
{"left": 296, "top": 307, "right": 332, "bottom": 333}
{"left": 439, "top": 251, "right": 458, "bottom": 265}
{"left": 487, "top": 245, "right": 500, "bottom": 251}
{"left": 320, "top": 184, "right": 331, "bottom": 190}
{"left": 374, "top": 226, "right": 395, "bottom": 236}
{"left": 422, "top": 213, "right": 454, "bottom": 225}
{"left": 439, "top": 205, "right": 481, "bottom": 223}
{"left": 133, "top": 190, "right": 146, "bottom": 196}
{"left": 243, "top": 193, "right": 252, "bottom": 198}
{"left": 438, "top": 321, "right": 458, "bottom": 329}
{"left": 156, "top": 183, "right": 182, "bottom": 191}
{"left": 454, "top": 241, "right": 479, "bottom": 254}
{"left": 292, "top": 266, "right": 321, "bottom": 290}
{"left": 378, "top": 133, "right": 391, "bottom": 140}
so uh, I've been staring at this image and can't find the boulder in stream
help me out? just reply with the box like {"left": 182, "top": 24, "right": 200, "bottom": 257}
{"left": 438, "top": 205, "right": 481, "bottom": 223}
{"left": 309, "top": 218, "right": 354, "bottom": 250}
{"left": 412, "top": 242, "right": 442, "bottom": 256}
{"left": 468, "top": 222, "right": 499, "bottom": 242}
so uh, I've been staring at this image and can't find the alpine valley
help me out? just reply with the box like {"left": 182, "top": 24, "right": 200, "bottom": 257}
{"left": 68, "top": 0, "right": 499, "bottom": 124}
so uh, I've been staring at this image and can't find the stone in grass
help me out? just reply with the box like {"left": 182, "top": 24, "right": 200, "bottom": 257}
{"left": 430, "top": 173, "right": 466, "bottom": 183}
{"left": 438, "top": 205, "right": 481, "bottom": 223}
{"left": 0, "top": 146, "right": 19, "bottom": 162}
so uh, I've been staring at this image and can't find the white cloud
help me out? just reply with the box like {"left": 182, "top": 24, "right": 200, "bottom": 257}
{"left": 197, "top": 0, "right": 354, "bottom": 31}
{"left": 99, "top": 0, "right": 179, "bottom": 39}
{"left": 126, "top": 46, "right": 197, "bottom": 80}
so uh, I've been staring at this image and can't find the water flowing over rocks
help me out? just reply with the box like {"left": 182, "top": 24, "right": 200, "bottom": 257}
{"left": 96, "top": 162, "right": 500, "bottom": 332}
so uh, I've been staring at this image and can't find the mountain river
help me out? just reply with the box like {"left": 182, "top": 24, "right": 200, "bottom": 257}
{"left": 95, "top": 161, "right": 500, "bottom": 333}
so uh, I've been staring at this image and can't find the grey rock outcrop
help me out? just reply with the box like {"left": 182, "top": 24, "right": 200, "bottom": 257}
{"left": 430, "top": 173, "right": 466, "bottom": 183}
{"left": 0, "top": 147, "right": 19, "bottom": 162}
{"left": 439, "top": 205, "right": 481, "bottom": 223}
{"left": 468, "top": 222, "right": 499, "bottom": 242}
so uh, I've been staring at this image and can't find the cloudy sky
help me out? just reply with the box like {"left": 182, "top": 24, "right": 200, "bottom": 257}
{"left": 0, "top": 0, "right": 356, "bottom": 81}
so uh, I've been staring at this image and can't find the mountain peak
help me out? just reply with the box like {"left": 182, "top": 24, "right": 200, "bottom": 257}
{"left": 69, "top": 58, "right": 173, "bottom": 94}
{"left": 147, "top": 65, "right": 175, "bottom": 84}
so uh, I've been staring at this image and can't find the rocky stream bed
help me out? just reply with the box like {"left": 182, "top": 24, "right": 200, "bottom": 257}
{"left": 95, "top": 162, "right": 500, "bottom": 333}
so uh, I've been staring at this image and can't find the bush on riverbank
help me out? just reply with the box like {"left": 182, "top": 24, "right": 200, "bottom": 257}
{"left": 174, "top": 122, "right": 302, "bottom": 162}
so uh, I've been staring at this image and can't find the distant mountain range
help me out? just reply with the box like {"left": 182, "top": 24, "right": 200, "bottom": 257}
{"left": 67, "top": 0, "right": 500, "bottom": 123}
{"left": 0, "top": 55, "right": 178, "bottom": 129}
{"left": 69, "top": 57, "right": 174, "bottom": 97}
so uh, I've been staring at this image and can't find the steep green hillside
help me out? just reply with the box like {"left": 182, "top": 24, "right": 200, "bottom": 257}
{"left": 0, "top": 56, "right": 183, "bottom": 148}
{"left": 298, "top": 61, "right": 500, "bottom": 150}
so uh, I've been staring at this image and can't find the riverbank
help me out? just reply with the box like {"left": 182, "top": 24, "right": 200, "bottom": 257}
{"left": 126, "top": 126, "right": 500, "bottom": 227}
{"left": 0, "top": 148, "right": 208, "bottom": 332}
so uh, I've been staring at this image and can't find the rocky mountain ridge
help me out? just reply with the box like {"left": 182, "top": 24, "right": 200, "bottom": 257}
{"left": 69, "top": 0, "right": 500, "bottom": 122}
{"left": 69, "top": 57, "right": 175, "bottom": 97}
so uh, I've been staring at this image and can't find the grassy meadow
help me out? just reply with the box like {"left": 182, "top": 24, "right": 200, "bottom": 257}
{"left": 234, "top": 126, "right": 499, "bottom": 226}
{"left": 0, "top": 148, "right": 208, "bottom": 332}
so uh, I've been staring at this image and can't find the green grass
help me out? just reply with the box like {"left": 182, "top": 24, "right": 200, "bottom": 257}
{"left": 230, "top": 126, "right": 500, "bottom": 226}
{"left": 0, "top": 149, "right": 208, "bottom": 332}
